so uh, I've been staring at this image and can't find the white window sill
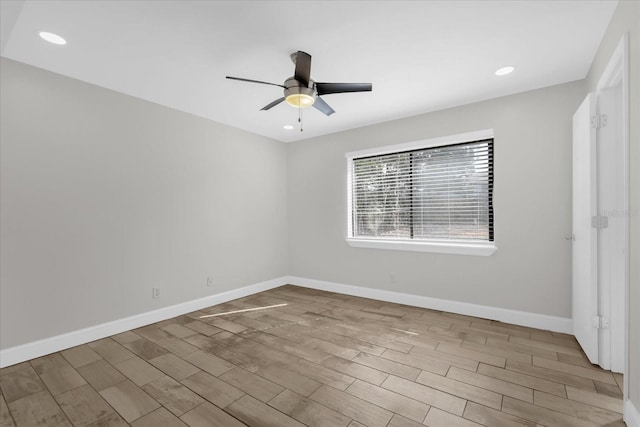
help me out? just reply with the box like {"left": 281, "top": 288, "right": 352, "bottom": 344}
{"left": 345, "top": 238, "right": 497, "bottom": 256}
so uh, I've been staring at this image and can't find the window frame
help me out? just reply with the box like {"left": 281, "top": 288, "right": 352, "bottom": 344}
{"left": 345, "top": 129, "right": 497, "bottom": 256}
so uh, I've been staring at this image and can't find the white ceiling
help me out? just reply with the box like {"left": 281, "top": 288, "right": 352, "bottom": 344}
{"left": 1, "top": 1, "right": 617, "bottom": 143}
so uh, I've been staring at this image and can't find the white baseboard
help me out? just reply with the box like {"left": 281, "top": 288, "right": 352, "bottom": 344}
{"left": 0, "top": 277, "right": 287, "bottom": 368}
{"left": 284, "top": 276, "right": 573, "bottom": 334}
{"left": 0, "top": 275, "right": 574, "bottom": 368}
{"left": 625, "top": 399, "right": 640, "bottom": 427}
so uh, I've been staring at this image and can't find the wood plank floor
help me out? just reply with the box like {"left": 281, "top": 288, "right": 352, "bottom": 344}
{"left": 0, "top": 285, "right": 625, "bottom": 426}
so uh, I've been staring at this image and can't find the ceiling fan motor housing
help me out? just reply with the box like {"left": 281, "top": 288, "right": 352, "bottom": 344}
{"left": 284, "top": 77, "right": 316, "bottom": 107}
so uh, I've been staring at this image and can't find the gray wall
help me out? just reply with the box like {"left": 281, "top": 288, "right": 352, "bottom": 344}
{"left": 0, "top": 58, "right": 289, "bottom": 349}
{"left": 585, "top": 0, "right": 640, "bottom": 414}
{"left": 288, "top": 81, "right": 585, "bottom": 319}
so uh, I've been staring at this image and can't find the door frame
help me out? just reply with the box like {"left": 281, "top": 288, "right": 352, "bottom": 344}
{"left": 596, "top": 33, "right": 629, "bottom": 397}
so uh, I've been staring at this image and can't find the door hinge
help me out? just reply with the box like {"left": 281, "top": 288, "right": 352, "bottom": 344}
{"left": 565, "top": 234, "right": 575, "bottom": 241}
{"left": 591, "top": 215, "right": 609, "bottom": 229}
{"left": 592, "top": 315, "right": 609, "bottom": 329}
{"left": 591, "top": 114, "right": 608, "bottom": 129}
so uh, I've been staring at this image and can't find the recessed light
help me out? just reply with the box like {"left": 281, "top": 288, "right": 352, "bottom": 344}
{"left": 495, "top": 66, "right": 515, "bottom": 76}
{"left": 39, "top": 31, "right": 66, "bottom": 45}
{"left": 283, "top": 125, "right": 294, "bottom": 130}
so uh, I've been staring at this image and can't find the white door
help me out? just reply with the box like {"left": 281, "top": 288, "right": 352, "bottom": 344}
{"left": 572, "top": 93, "right": 599, "bottom": 364}
{"left": 596, "top": 86, "right": 626, "bottom": 372}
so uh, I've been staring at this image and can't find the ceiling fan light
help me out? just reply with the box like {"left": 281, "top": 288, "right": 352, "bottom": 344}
{"left": 285, "top": 93, "right": 315, "bottom": 108}
{"left": 283, "top": 83, "right": 316, "bottom": 108}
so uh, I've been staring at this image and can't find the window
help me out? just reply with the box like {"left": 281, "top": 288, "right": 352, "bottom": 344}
{"left": 346, "top": 130, "right": 496, "bottom": 256}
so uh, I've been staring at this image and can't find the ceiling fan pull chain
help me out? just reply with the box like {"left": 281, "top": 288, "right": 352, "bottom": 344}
{"left": 298, "top": 105, "right": 303, "bottom": 132}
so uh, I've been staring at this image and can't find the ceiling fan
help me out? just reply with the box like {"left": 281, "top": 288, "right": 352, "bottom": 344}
{"left": 226, "top": 51, "right": 372, "bottom": 116}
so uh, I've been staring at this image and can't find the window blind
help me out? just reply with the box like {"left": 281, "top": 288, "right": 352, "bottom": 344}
{"left": 351, "top": 139, "right": 493, "bottom": 242}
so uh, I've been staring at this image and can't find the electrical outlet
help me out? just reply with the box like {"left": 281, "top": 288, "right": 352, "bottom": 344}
{"left": 206, "top": 276, "right": 214, "bottom": 287}
{"left": 152, "top": 288, "right": 160, "bottom": 299}
{"left": 389, "top": 273, "right": 396, "bottom": 284}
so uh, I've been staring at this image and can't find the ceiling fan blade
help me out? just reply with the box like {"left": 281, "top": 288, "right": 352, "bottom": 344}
{"left": 261, "top": 97, "right": 285, "bottom": 111}
{"left": 294, "top": 51, "right": 312, "bottom": 87}
{"left": 313, "top": 96, "right": 335, "bottom": 116}
{"left": 316, "top": 82, "right": 372, "bottom": 95}
{"left": 226, "top": 76, "right": 285, "bottom": 88}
